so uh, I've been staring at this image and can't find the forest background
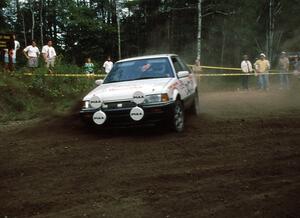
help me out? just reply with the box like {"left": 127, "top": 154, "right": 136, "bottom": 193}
{"left": 1, "top": 0, "right": 300, "bottom": 67}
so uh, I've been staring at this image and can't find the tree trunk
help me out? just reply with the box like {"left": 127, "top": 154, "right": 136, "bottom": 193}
{"left": 31, "top": 9, "right": 35, "bottom": 41}
{"left": 220, "top": 20, "right": 226, "bottom": 68}
{"left": 40, "top": 0, "right": 44, "bottom": 45}
{"left": 16, "top": 0, "right": 19, "bottom": 12}
{"left": 53, "top": 2, "right": 57, "bottom": 42}
{"left": 28, "top": 0, "right": 35, "bottom": 41}
{"left": 267, "top": 0, "right": 274, "bottom": 62}
{"left": 21, "top": 11, "right": 27, "bottom": 46}
{"left": 115, "top": 0, "right": 121, "bottom": 59}
{"left": 197, "top": 0, "right": 202, "bottom": 60}
{"left": 220, "top": 35, "right": 226, "bottom": 67}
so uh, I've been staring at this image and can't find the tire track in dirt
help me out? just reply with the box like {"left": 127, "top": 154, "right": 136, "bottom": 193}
{"left": 0, "top": 90, "right": 300, "bottom": 218}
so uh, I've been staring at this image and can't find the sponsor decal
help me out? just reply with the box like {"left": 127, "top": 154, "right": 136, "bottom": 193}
{"left": 130, "top": 106, "right": 144, "bottom": 121}
{"left": 92, "top": 110, "right": 107, "bottom": 125}
{"left": 132, "top": 91, "right": 145, "bottom": 104}
{"left": 90, "top": 95, "right": 102, "bottom": 108}
{"left": 168, "top": 81, "right": 179, "bottom": 90}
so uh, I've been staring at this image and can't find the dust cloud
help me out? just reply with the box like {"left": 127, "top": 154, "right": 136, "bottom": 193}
{"left": 199, "top": 80, "right": 300, "bottom": 119}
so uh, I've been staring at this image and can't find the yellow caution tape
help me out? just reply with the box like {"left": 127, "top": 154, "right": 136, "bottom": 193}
{"left": 188, "top": 64, "right": 293, "bottom": 76}
{"left": 188, "top": 64, "right": 241, "bottom": 71}
{"left": 22, "top": 73, "right": 106, "bottom": 78}
{"left": 201, "top": 65, "right": 242, "bottom": 71}
{"left": 15, "top": 65, "right": 293, "bottom": 78}
{"left": 21, "top": 72, "right": 292, "bottom": 78}
{"left": 199, "top": 66, "right": 279, "bottom": 72}
{"left": 197, "top": 72, "right": 293, "bottom": 77}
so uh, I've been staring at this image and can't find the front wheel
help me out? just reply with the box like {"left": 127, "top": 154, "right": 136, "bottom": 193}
{"left": 191, "top": 90, "right": 200, "bottom": 116}
{"left": 171, "top": 100, "right": 184, "bottom": 132}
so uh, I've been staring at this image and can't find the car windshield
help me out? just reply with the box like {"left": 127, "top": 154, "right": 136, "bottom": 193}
{"left": 103, "top": 58, "right": 174, "bottom": 84}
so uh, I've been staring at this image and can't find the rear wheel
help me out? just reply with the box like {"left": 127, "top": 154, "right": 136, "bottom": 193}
{"left": 171, "top": 100, "right": 184, "bottom": 132}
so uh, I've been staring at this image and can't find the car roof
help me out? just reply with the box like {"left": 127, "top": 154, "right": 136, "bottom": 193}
{"left": 117, "top": 54, "right": 178, "bottom": 63}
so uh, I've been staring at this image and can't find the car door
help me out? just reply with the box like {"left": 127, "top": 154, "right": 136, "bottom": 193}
{"left": 171, "top": 56, "right": 195, "bottom": 101}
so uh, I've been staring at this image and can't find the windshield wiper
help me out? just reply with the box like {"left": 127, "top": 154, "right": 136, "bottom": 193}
{"left": 103, "top": 80, "right": 120, "bottom": 84}
{"left": 104, "top": 76, "right": 168, "bottom": 84}
{"left": 136, "top": 76, "right": 161, "bottom": 80}
{"left": 104, "top": 79, "right": 135, "bottom": 84}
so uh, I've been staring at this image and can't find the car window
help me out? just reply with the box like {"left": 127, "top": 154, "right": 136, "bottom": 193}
{"left": 171, "top": 56, "right": 190, "bottom": 73}
{"left": 177, "top": 58, "right": 191, "bottom": 72}
{"left": 104, "top": 58, "right": 174, "bottom": 84}
{"left": 171, "top": 57, "right": 184, "bottom": 73}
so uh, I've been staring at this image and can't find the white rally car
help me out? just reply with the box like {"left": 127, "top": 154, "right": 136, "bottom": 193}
{"left": 80, "top": 54, "right": 200, "bottom": 132}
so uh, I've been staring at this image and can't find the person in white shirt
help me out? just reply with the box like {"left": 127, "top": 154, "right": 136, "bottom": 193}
{"left": 12, "top": 34, "right": 20, "bottom": 65}
{"left": 23, "top": 40, "right": 40, "bottom": 68}
{"left": 240, "top": 55, "right": 253, "bottom": 90}
{"left": 103, "top": 56, "right": 113, "bottom": 74}
{"left": 42, "top": 40, "right": 57, "bottom": 73}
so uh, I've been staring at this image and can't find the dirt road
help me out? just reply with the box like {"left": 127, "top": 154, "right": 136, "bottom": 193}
{"left": 1, "top": 90, "right": 300, "bottom": 218}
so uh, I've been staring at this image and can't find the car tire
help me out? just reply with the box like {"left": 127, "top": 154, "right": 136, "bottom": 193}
{"left": 170, "top": 99, "right": 184, "bottom": 132}
{"left": 191, "top": 89, "right": 200, "bottom": 116}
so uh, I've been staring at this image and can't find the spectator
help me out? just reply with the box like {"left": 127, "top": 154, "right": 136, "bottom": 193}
{"left": 278, "top": 51, "right": 290, "bottom": 90}
{"left": 193, "top": 58, "right": 202, "bottom": 74}
{"left": 6, "top": 35, "right": 14, "bottom": 71}
{"left": 3, "top": 49, "right": 9, "bottom": 71}
{"left": 240, "top": 54, "right": 253, "bottom": 90}
{"left": 293, "top": 56, "right": 300, "bottom": 77}
{"left": 6, "top": 34, "right": 20, "bottom": 71}
{"left": 42, "top": 40, "right": 57, "bottom": 73}
{"left": 23, "top": 40, "right": 40, "bottom": 69}
{"left": 254, "top": 53, "right": 270, "bottom": 91}
{"left": 103, "top": 56, "right": 113, "bottom": 74}
{"left": 84, "top": 57, "right": 95, "bottom": 75}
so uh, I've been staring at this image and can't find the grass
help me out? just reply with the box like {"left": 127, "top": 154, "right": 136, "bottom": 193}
{"left": 0, "top": 68, "right": 96, "bottom": 123}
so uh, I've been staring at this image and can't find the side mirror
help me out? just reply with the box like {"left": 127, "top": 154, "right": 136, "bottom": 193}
{"left": 95, "top": 79, "right": 103, "bottom": 86}
{"left": 177, "top": 71, "right": 189, "bottom": 78}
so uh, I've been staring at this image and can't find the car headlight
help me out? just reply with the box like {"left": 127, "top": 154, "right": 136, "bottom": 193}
{"left": 82, "top": 100, "right": 90, "bottom": 109}
{"left": 144, "top": 94, "right": 169, "bottom": 104}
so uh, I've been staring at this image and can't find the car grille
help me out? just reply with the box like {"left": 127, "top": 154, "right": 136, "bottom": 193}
{"left": 103, "top": 101, "right": 136, "bottom": 110}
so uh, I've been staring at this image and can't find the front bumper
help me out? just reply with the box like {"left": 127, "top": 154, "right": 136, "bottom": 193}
{"left": 80, "top": 102, "right": 175, "bottom": 126}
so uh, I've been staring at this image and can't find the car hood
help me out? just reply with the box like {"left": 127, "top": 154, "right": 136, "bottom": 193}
{"left": 83, "top": 78, "right": 173, "bottom": 102}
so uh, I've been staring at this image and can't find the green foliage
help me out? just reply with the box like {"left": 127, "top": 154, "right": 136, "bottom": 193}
{"left": 0, "top": 0, "right": 9, "bottom": 32}
{"left": 1, "top": 0, "right": 300, "bottom": 70}
{"left": 0, "top": 69, "right": 95, "bottom": 122}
